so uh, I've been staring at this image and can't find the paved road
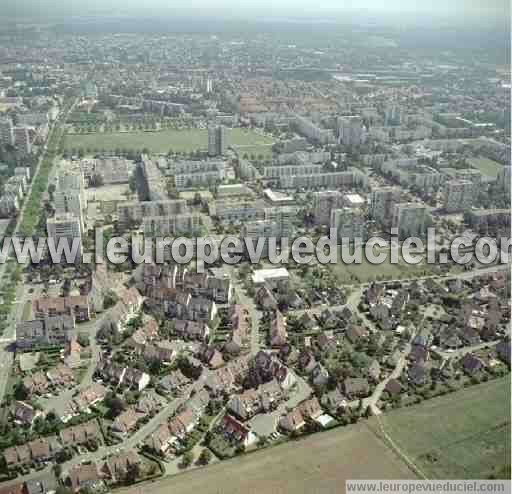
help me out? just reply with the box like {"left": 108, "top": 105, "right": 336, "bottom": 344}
{"left": 37, "top": 310, "right": 110, "bottom": 416}
{"left": 233, "top": 281, "right": 262, "bottom": 355}
{"left": 61, "top": 368, "right": 213, "bottom": 474}
{"left": 433, "top": 339, "right": 503, "bottom": 361}
{"left": 346, "top": 319, "right": 423, "bottom": 415}
{"left": 249, "top": 372, "right": 312, "bottom": 437}
{"left": 288, "top": 286, "right": 378, "bottom": 333}
{"left": 0, "top": 100, "right": 78, "bottom": 408}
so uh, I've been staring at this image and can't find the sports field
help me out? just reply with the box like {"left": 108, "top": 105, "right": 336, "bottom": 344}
{"left": 119, "top": 424, "right": 414, "bottom": 494}
{"left": 375, "top": 377, "right": 511, "bottom": 479}
{"left": 63, "top": 128, "right": 274, "bottom": 154}
{"left": 468, "top": 157, "right": 503, "bottom": 179}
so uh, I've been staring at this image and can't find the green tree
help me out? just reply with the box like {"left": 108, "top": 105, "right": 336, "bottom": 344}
{"left": 198, "top": 448, "right": 212, "bottom": 465}
{"left": 181, "top": 450, "right": 194, "bottom": 468}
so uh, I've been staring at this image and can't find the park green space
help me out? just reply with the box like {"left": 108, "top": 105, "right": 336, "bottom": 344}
{"left": 332, "top": 247, "right": 434, "bottom": 284}
{"left": 468, "top": 157, "right": 503, "bottom": 179}
{"left": 63, "top": 128, "right": 274, "bottom": 155}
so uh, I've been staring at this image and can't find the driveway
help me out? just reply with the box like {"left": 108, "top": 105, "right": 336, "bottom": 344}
{"left": 249, "top": 372, "right": 311, "bottom": 438}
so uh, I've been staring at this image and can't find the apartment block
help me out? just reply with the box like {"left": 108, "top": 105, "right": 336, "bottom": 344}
{"left": 117, "top": 199, "right": 188, "bottom": 228}
{"left": 313, "top": 190, "right": 344, "bottom": 226}
{"left": 370, "top": 187, "right": 400, "bottom": 229}
{"left": 443, "top": 180, "right": 474, "bottom": 213}
{"left": 14, "top": 126, "right": 32, "bottom": 154}
{"left": 337, "top": 115, "right": 364, "bottom": 146}
{"left": 208, "top": 125, "right": 226, "bottom": 157}
{"left": 331, "top": 208, "right": 367, "bottom": 244}
{"left": 392, "top": 203, "right": 428, "bottom": 239}
{"left": 280, "top": 168, "right": 367, "bottom": 189}
{"left": 16, "top": 315, "right": 76, "bottom": 349}
{"left": 47, "top": 213, "right": 82, "bottom": 259}
{"left": 142, "top": 213, "right": 203, "bottom": 236}
{"left": 0, "top": 117, "right": 14, "bottom": 146}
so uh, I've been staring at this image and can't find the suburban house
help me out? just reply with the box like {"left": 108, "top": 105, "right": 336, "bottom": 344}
{"left": 343, "top": 377, "right": 370, "bottom": 398}
{"left": 112, "top": 408, "right": 143, "bottom": 435}
{"left": 158, "top": 371, "right": 190, "bottom": 395}
{"left": 22, "top": 372, "right": 49, "bottom": 396}
{"left": 384, "top": 378, "right": 402, "bottom": 397}
{"left": 199, "top": 345, "right": 225, "bottom": 369}
{"left": 321, "top": 387, "right": 346, "bottom": 412}
{"left": 136, "top": 391, "right": 165, "bottom": 415}
{"left": 46, "top": 364, "right": 75, "bottom": 388}
{"left": 141, "top": 341, "right": 177, "bottom": 364}
{"left": 174, "top": 320, "right": 210, "bottom": 342}
{"left": 72, "top": 383, "right": 108, "bottom": 411}
{"left": 13, "top": 401, "right": 41, "bottom": 425}
{"left": 461, "top": 353, "right": 484, "bottom": 376}
{"left": 270, "top": 310, "right": 287, "bottom": 348}
{"left": 221, "top": 414, "right": 257, "bottom": 448}
{"left": 123, "top": 367, "right": 151, "bottom": 391}
{"left": 60, "top": 421, "right": 102, "bottom": 448}
{"left": 279, "top": 409, "right": 306, "bottom": 433}
{"left": 408, "top": 363, "right": 428, "bottom": 386}
{"left": 168, "top": 408, "right": 196, "bottom": 439}
{"left": 346, "top": 325, "right": 369, "bottom": 344}
{"left": 64, "top": 337, "right": 82, "bottom": 368}
{"left": 146, "top": 287, "right": 218, "bottom": 323}
{"left": 3, "top": 437, "right": 61, "bottom": 470}
{"left": 496, "top": 340, "right": 511, "bottom": 366}
{"left": 227, "top": 380, "right": 283, "bottom": 420}
{"left": 96, "top": 361, "right": 150, "bottom": 391}
{"left": 367, "top": 360, "right": 381, "bottom": 382}
{"left": 103, "top": 450, "right": 142, "bottom": 484}
{"left": 224, "top": 304, "right": 249, "bottom": 354}
{"left": 144, "top": 424, "right": 175, "bottom": 456}
{"left": 143, "top": 264, "right": 233, "bottom": 304}
{"left": 68, "top": 463, "right": 104, "bottom": 493}
{"left": 32, "top": 296, "right": 91, "bottom": 322}
{"left": 100, "top": 287, "right": 143, "bottom": 336}
{"left": 297, "top": 397, "right": 323, "bottom": 421}
{"left": 16, "top": 315, "right": 75, "bottom": 349}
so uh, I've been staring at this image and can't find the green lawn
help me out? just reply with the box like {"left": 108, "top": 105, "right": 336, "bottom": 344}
{"left": 468, "top": 157, "right": 503, "bottom": 179}
{"left": 332, "top": 248, "right": 434, "bottom": 284}
{"left": 63, "top": 128, "right": 274, "bottom": 154}
{"left": 376, "top": 377, "right": 511, "bottom": 479}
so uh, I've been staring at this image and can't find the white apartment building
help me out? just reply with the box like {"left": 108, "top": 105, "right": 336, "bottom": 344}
{"left": 142, "top": 213, "right": 203, "bottom": 236}
{"left": 313, "top": 190, "right": 344, "bottom": 226}
{"left": 370, "top": 187, "right": 400, "bottom": 228}
{"left": 263, "top": 164, "right": 323, "bottom": 179}
{"left": 337, "top": 115, "right": 364, "bottom": 146}
{"left": 443, "top": 180, "right": 474, "bottom": 213}
{"left": 264, "top": 207, "right": 295, "bottom": 237}
{"left": 293, "top": 114, "right": 335, "bottom": 145}
{"left": 331, "top": 208, "right": 367, "bottom": 244}
{"left": 47, "top": 213, "right": 82, "bottom": 259}
{"left": 0, "top": 117, "right": 14, "bottom": 146}
{"left": 14, "top": 126, "right": 32, "bottom": 154}
{"left": 280, "top": 169, "right": 367, "bottom": 189}
{"left": 117, "top": 200, "right": 188, "bottom": 227}
{"left": 392, "top": 203, "right": 428, "bottom": 239}
{"left": 208, "top": 125, "right": 226, "bottom": 157}
{"left": 210, "top": 200, "right": 261, "bottom": 224}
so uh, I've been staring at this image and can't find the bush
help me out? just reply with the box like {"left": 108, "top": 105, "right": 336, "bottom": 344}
{"left": 181, "top": 450, "right": 194, "bottom": 468}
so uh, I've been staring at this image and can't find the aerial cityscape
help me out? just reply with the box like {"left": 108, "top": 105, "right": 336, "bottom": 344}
{"left": 0, "top": 1, "right": 510, "bottom": 493}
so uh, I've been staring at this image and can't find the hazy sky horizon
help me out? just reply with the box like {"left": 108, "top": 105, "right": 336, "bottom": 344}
{"left": 3, "top": 0, "right": 510, "bottom": 30}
